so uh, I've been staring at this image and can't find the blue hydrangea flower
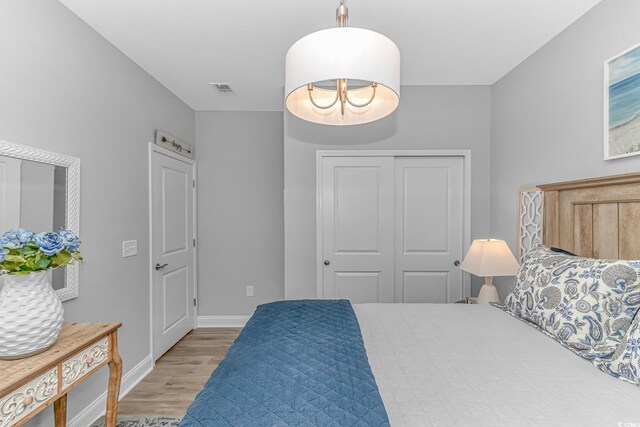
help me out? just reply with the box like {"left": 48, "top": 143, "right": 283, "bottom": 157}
{"left": 34, "top": 231, "right": 65, "bottom": 256}
{"left": 2, "top": 228, "right": 34, "bottom": 248}
{"left": 59, "top": 229, "right": 81, "bottom": 252}
{"left": 0, "top": 246, "right": 7, "bottom": 262}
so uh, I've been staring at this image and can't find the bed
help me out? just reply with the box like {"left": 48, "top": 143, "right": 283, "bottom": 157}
{"left": 356, "top": 303, "right": 640, "bottom": 426}
{"left": 180, "top": 173, "right": 640, "bottom": 426}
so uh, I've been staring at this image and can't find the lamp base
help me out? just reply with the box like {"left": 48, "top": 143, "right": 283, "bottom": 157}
{"left": 477, "top": 276, "right": 500, "bottom": 304}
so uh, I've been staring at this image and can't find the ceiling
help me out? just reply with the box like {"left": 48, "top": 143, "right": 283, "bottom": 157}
{"left": 59, "top": 0, "right": 601, "bottom": 111}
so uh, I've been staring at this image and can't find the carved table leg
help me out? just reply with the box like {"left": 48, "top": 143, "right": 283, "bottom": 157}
{"left": 54, "top": 394, "right": 67, "bottom": 427}
{"left": 106, "top": 331, "right": 122, "bottom": 427}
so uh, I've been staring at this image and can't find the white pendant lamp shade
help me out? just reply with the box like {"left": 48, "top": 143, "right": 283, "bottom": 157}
{"left": 285, "top": 27, "right": 401, "bottom": 126}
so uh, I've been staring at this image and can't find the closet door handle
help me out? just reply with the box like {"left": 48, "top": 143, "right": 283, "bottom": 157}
{"left": 323, "top": 260, "right": 331, "bottom": 266}
{"left": 453, "top": 260, "right": 460, "bottom": 267}
{"left": 155, "top": 263, "right": 168, "bottom": 271}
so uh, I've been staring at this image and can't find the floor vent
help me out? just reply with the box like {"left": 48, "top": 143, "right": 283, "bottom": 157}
{"left": 209, "top": 83, "right": 236, "bottom": 95}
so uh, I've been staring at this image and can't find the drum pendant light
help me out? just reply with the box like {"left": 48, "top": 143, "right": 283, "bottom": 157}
{"left": 285, "top": 1, "right": 401, "bottom": 126}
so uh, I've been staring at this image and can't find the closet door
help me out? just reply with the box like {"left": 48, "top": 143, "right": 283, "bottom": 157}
{"left": 394, "top": 157, "right": 464, "bottom": 303}
{"left": 321, "top": 157, "right": 394, "bottom": 303}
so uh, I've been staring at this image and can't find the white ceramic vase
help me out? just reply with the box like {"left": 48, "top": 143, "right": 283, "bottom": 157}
{"left": 0, "top": 270, "right": 64, "bottom": 359}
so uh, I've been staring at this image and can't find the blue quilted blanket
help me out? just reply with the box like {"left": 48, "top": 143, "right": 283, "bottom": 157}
{"left": 179, "top": 300, "right": 389, "bottom": 426}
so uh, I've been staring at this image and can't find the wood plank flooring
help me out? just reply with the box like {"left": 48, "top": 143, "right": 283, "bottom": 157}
{"left": 118, "top": 328, "right": 241, "bottom": 416}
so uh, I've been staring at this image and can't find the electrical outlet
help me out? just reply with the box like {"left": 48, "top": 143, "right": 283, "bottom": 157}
{"left": 122, "top": 240, "right": 138, "bottom": 258}
{"left": 246, "top": 285, "right": 254, "bottom": 297}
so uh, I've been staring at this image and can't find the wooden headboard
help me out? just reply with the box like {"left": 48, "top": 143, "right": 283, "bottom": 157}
{"left": 538, "top": 172, "right": 640, "bottom": 259}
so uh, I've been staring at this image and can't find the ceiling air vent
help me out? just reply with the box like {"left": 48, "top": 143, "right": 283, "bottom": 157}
{"left": 209, "top": 83, "right": 236, "bottom": 96}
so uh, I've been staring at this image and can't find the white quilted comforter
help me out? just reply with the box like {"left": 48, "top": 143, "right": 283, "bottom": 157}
{"left": 354, "top": 303, "right": 640, "bottom": 427}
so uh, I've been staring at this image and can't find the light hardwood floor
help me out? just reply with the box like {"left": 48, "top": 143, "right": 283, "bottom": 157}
{"left": 118, "top": 328, "right": 241, "bottom": 416}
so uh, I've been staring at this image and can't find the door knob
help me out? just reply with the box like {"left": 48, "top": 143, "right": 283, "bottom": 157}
{"left": 454, "top": 260, "right": 461, "bottom": 267}
{"left": 323, "top": 260, "right": 331, "bottom": 266}
{"left": 155, "top": 263, "right": 168, "bottom": 271}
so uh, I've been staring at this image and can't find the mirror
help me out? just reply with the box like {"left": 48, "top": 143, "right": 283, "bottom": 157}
{"left": 0, "top": 140, "right": 80, "bottom": 301}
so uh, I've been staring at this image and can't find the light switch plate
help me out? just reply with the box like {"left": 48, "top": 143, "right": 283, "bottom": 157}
{"left": 246, "top": 285, "right": 254, "bottom": 297}
{"left": 122, "top": 240, "right": 138, "bottom": 258}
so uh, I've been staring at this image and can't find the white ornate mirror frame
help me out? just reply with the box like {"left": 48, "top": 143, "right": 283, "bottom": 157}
{"left": 0, "top": 139, "right": 80, "bottom": 301}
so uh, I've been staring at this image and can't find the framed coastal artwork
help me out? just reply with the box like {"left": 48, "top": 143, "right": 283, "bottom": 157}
{"left": 605, "top": 43, "right": 640, "bottom": 160}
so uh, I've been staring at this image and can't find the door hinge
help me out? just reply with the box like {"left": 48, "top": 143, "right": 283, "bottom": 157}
{"left": 193, "top": 238, "right": 196, "bottom": 247}
{"left": 193, "top": 298, "right": 197, "bottom": 306}
{"left": 193, "top": 180, "right": 196, "bottom": 188}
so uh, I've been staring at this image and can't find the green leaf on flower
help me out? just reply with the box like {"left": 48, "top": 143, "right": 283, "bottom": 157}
{"left": 51, "top": 250, "right": 71, "bottom": 267}
{"left": 2, "top": 263, "right": 21, "bottom": 272}
{"left": 17, "top": 247, "right": 38, "bottom": 258}
{"left": 4, "top": 254, "right": 26, "bottom": 264}
{"left": 35, "top": 258, "right": 51, "bottom": 269}
{"left": 24, "top": 257, "right": 37, "bottom": 270}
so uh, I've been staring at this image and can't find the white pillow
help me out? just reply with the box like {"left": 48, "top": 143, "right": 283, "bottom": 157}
{"left": 596, "top": 314, "right": 640, "bottom": 386}
{"left": 503, "top": 245, "right": 640, "bottom": 359}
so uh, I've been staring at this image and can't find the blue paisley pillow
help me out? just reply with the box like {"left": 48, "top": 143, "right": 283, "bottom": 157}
{"left": 596, "top": 315, "right": 640, "bottom": 386}
{"left": 503, "top": 245, "right": 640, "bottom": 359}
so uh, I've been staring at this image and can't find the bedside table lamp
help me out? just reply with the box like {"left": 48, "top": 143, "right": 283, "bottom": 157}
{"left": 459, "top": 239, "right": 520, "bottom": 304}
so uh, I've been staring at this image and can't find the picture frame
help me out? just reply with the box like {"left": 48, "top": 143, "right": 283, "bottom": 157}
{"left": 604, "top": 43, "right": 640, "bottom": 160}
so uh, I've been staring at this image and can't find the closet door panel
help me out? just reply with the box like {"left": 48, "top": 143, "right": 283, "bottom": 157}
{"left": 334, "top": 167, "right": 381, "bottom": 253}
{"left": 394, "top": 157, "right": 464, "bottom": 303}
{"left": 321, "top": 157, "right": 395, "bottom": 303}
{"left": 334, "top": 272, "right": 381, "bottom": 304}
{"left": 403, "top": 271, "right": 449, "bottom": 303}
{"left": 402, "top": 167, "right": 449, "bottom": 253}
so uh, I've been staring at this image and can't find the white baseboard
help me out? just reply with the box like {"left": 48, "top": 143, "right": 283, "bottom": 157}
{"left": 197, "top": 315, "right": 250, "bottom": 328}
{"left": 68, "top": 354, "right": 154, "bottom": 427}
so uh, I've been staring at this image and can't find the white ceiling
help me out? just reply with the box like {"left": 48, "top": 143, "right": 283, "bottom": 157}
{"left": 59, "top": 0, "right": 601, "bottom": 111}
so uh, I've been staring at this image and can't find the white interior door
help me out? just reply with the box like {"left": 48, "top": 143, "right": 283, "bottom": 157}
{"left": 151, "top": 150, "right": 195, "bottom": 359}
{"left": 0, "top": 156, "right": 21, "bottom": 231}
{"left": 394, "top": 157, "right": 464, "bottom": 303}
{"left": 320, "top": 155, "right": 465, "bottom": 304}
{"left": 321, "top": 157, "right": 394, "bottom": 303}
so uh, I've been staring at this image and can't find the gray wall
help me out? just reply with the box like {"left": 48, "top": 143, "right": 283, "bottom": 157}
{"left": 195, "top": 111, "right": 284, "bottom": 316}
{"left": 0, "top": 1, "right": 194, "bottom": 425}
{"left": 491, "top": 0, "right": 640, "bottom": 297}
{"left": 284, "top": 85, "right": 493, "bottom": 300}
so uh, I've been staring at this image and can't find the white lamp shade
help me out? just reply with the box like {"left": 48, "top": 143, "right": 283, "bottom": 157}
{"left": 459, "top": 239, "right": 520, "bottom": 277}
{"left": 285, "top": 27, "right": 400, "bottom": 126}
